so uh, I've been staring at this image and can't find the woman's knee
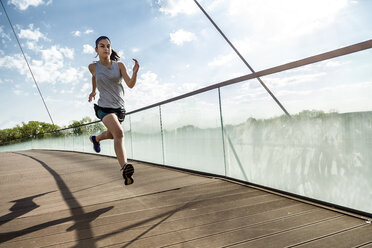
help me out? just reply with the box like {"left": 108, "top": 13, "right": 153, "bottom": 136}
{"left": 102, "top": 114, "right": 124, "bottom": 139}
{"left": 112, "top": 128, "right": 124, "bottom": 139}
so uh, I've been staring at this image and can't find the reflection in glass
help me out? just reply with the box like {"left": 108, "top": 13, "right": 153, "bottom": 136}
{"left": 220, "top": 79, "right": 285, "bottom": 182}
{"left": 221, "top": 51, "right": 372, "bottom": 213}
{"left": 130, "top": 107, "right": 163, "bottom": 164}
{"left": 161, "top": 90, "right": 225, "bottom": 175}
{"left": 123, "top": 115, "right": 133, "bottom": 159}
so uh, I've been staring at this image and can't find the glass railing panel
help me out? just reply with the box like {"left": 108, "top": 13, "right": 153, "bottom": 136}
{"left": 123, "top": 115, "right": 133, "bottom": 159}
{"left": 33, "top": 136, "right": 47, "bottom": 150}
{"left": 73, "top": 129, "right": 88, "bottom": 153}
{"left": 40, "top": 133, "right": 55, "bottom": 150}
{"left": 62, "top": 130, "right": 76, "bottom": 152}
{"left": 161, "top": 90, "right": 225, "bottom": 175}
{"left": 47, "top": 133, "right": 62, "bottom": 150}
{"left": 57, "top": 130, "right": 70, "bottom": 151}
{"left": 246, "top": 50, "right": 372, "bottom": 213}
{"left": 103, "top": 139, "right": 113, "bottom": 156}
{"left": 130, "top": 107, "right": 163, "bottom": 164}
{"left": 0, "top": 139, "right": 32, "bottom": 152}
{"left": 220, "top": 80, "right": 285, "bottom": 182}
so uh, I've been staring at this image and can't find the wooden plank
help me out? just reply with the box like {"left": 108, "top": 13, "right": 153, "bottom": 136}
{"left": 147, "top": 210, "right": 340, "bottom": 248}
{"left": 358, "top": 243, "right": 372, "bottom": 248}
{"left": 290, "top": 223, "right": 372, "bottom": 248}
{"left": 57, "top": 202, "right": 316, "bottom": 248}
{"left": 226, "top": 215, "right": 365, "bottom": 247}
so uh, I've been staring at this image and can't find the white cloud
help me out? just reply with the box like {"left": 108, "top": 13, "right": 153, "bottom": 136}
{"left": 18, "top": 24, "right": 49, "bottom": 42}
{"left": 63, "top": 67, "right": 84, "bottom": 83}
{"left": 80, "top": 83, "right": 90, "bottom": 93}
{"left": 126, "top": 70, "right": 206, "bottom": 111}
{"left": 157, "top": 0, "right": 199, "bottom": 16}
{"left": 0, "top": 54, "right": 29, "bottom": 75}
{"left": 84, "top": 29, "right": 93, "bottom": 34}
{"left": 31, "top": 46, "right": 82, "bottom": 84}
{"left": 228, "top": 0, "right": 349, "bottom": 40}
{"left": 177, "top": 82, "right": 198, "bottom": 92}
{"left": 13, "top": 89, "right": 23, "bottom": 95}
{"left": 9, "top": 0, "right": 52, "bottom": 11}
{"left": 117, "top": 50, "right": 125, "bottom": 59}
{"left": 267, "top": 72, "right": 327, "bottom": 88}
{"left": 73, "top": 30, "right": 81, "bottom": 37}
{"left": 324, "top": 60, "right": 346, "bottom": 68}
{"left": 60, "top": 47, "right": 74, "bottom": 59}
{"left": 44, "top": 95, "right": 62, "bottom": 103}
{"left": 0, "top": 45, "right": 84, "bottom": 85}
{"left": 276, "top": 89, "right": 313, "bottom": 97}
{"left": 25, "top": 41, "right": 41, "bottom": 51}
{"left": 208, "top": 52, "right": 235, "bottom": 67}
{"left": 199, "top": 0, "right": 351, "bottom": 72}
{"left": 205, "top": 0, "right": 225, "bottom": 11}
{"left": 126, "top": 71, "right": 176, "bottom": 109}
{"left": 40, "top": 46, "right": 63, "bottom": 64}
{"left": 13, "top": 84, "right": 30, "bottom": 96}
{"left": 317, "top": 81, "right": 372, "bottom": 94}
{"left": 169, "top": 29, "right": 196, "bottom": 46}
{"left": 83, "top": 44, "right": 95, "bottom": 54}
{"left": 0, "top": 26, "right": 11, "bottom": 41}
{"left": 73, "top": 29, "right": 93, "bottom": 37}
{"left": 131, "top": 47, "right": 140, "bottom": 53}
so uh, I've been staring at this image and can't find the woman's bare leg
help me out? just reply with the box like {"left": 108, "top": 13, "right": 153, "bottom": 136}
{"left": 95, "top": 130, "right": 113, "bottom": 142}
{"left": 101, "top": 113, "right": 127, "bottom": 168}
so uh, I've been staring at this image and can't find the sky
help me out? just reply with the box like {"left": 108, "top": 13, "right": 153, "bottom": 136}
{"left": 0, "top": 0, "right": 371, "bottom": 129}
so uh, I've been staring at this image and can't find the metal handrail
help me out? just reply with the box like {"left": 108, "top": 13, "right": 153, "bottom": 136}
{"left": 127, "top": 39, "right": 372, "bottom": 115}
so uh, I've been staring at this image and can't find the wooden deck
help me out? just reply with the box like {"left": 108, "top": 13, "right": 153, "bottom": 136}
{"left": 0, "top": 150, "right": 371, "bottom": 247}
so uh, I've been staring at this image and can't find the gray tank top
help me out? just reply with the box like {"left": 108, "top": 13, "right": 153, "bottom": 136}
{"left": 95, "top": 61, "right": 125, "bottom": 109}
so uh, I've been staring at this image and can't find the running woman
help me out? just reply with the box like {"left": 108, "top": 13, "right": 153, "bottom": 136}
{"left": 88, "top": 36, "right": 139, "bottom": 186}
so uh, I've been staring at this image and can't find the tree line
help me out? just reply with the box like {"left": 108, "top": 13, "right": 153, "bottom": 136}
{"left": 0, "top": 117, "right": 104, "bottom": 146}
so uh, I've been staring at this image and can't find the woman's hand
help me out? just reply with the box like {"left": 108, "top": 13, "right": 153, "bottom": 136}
{"left": 88, "top": 91, "right": 96, "bottom": 102}
{"left": 132, "top": 59, "right": 139, "bottom": 74}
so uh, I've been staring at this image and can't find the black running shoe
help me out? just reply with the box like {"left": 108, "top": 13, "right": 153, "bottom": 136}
{"left": 121, "top": 164, "right": 134, "bottom": 185}
{"left": 89, "top": 135, "right": 101, "bottom": 153}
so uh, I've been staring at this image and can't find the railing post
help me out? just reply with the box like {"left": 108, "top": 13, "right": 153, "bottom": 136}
{"left": 159, "top": 105, "right": 165, "bottom": 165}
{"left": 129, "top": 115, "right": 134, "bottom": 159}
{"left": 218, "top": 88, "right": 228, "bottom": 177}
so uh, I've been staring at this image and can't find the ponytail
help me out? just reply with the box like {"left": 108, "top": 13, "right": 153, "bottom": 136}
{"left": 111, "top": 49, "right": 120, "bottom": 61}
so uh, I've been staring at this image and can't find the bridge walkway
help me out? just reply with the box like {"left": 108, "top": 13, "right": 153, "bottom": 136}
{"left": 0, "top": 150, "right": 371, "bottom": 247}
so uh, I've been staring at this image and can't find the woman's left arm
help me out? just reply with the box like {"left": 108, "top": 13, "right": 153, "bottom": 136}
{"left": 119, "top": 59, "right": 139, "bottom": 88}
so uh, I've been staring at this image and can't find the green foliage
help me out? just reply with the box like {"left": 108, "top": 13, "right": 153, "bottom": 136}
{"left": 64, "top": 116, "right": 105, "bottom": 135}
{"left": 68, "top": 117, "right": 93, "bottom": 128}
{"left": 0, "top": 121, "right": 60, "bottom": 146}
{"left": 0, "top": 116, "right": 103, "bottom": 146}
{"left": 68, "top": 117, "right": 93, "bottom": 135}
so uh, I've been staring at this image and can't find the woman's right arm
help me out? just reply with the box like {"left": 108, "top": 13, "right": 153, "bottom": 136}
{"left": 88, "top": 63, "right": 96, "bottom": 102}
